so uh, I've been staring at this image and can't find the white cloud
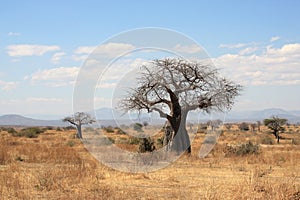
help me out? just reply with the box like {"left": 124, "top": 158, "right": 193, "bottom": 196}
{"left": 173, "top": 44, "right": 202, "bottom": 54}
{"left": 0, "top": 80, "right": 18, "bottom": 91}
{"left": 73, "top": 43, "right": 136, "bottom": 61}
{"left": 214, "top": 43, "right": 300, "bottom": 86}
{"left": 238, "top": 47, "right": 258, "bottom": 55}
{"left": 74, "top": 46, "right": 96, "bottom": 54}
{"left": 26, "top": 97, "right": 63, "bottom": 103}
{"left": 71, "top": 54, "right": 89, "bottom": 62}
{"left": 8, "top": 32, "right": 21, "bottom": 36}
{"left": 51, "top": 52, "right": 66, "bottom": 64}
{"left": 270, "top": 36, "right": 280, "bottom": 42}
{"left": 219, "top": 43, "right": 248, "bottom": 49}
{"left": 29, "top": 66, "right": 79, "bottom": 87}
{"left": 7, "top": 44, "right": 60, "bottom": 57}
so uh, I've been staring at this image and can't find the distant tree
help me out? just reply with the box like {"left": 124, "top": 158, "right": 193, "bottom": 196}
{"left": 257, "top": 121, "right": 261, "bottom": 132}
{"left": 62, "top": 112, "right": 95, "bottom": 139}
{"left": 207, "top": 119, "right": 223, "bottom": 130}
{"left": 250, "top": 123, "right": 257, "bottom": 132}
{"left": 224, "top": 123, "right": 233, "bottom": 131}
{"left": 238, "top": 122, "right": 249, "bottom": 131}
{"left": 263, "top": 116, "right": 287, "bottom": 143}
{"left": 119, "top": 58, "right": 242, "bottom": 154}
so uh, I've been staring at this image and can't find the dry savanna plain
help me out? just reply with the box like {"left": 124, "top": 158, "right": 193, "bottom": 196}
{"left": 1, "top": 123, "right": 300, "bottom": 200}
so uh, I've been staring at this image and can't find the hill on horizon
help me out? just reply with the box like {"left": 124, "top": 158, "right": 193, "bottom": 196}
{"left": 1, "top": 108, "right": 300, "bottom": 127}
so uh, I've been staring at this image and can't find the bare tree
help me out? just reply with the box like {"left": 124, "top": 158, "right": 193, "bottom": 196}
{"left": 119, "top": 58, "right": 242, "bottom": 153}
{"left": 63, "top": 112, "right": 95, "bottom": 139}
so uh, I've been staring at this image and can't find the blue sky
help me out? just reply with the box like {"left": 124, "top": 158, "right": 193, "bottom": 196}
{"left": 1, "top": 0, "right": 300, "bottom": 118}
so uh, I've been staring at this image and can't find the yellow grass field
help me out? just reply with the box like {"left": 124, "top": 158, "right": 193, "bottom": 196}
{"left": 1, "top": 126, "right": 300, "bottom": 199}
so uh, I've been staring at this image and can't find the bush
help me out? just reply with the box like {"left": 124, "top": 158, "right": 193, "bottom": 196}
{"left": 64, "top": 126, "right": 76, "bottom": 130}
{"left": 157, "top": 137, "right": 164, "bottom": 147}
{"left": 103, "top": 126, "right": 114, "bottom": 133}
{"left": 225, "top": 141, "right": 259, "bottom": 156}
{"left": 116, "top": 128, "right": 126, "bottom": 135}
{"left": 260, "top": 136, "right": 274, "bottom": 145}
{"left": 238, "top": 122, "right": 249, "bottom": 131}
{"left": 42, "top": 126, "right": 53, "bottom": 131}
{"left": 133, "top": 123, "right": 143, "bottom": 132}
{"left": 66, "top": 140, "right": 75, "bottom": 147}
{"left": 16, "top": 127, "right": 45, "bottom": 138}
{"left": 139, "top": 137, "right": 155, "bottom": 153}
{"left": 6, "top": 127, "right": 17, "bottom": 135}
{"left": 129, "top": 137, "right": 140, "bottom": 145}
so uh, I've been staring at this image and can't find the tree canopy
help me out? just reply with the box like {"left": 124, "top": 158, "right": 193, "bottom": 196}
{"left": 63, "top": 112, "right": 95, "bottom": 139}
{"left": 263, "top": 116, "right": 287, "bottom": 143}
{"left": 120, "top": 58, "right": 242, "bottom": 153}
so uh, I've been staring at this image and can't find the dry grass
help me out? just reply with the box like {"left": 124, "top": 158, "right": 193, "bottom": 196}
{"left": 0, "top": 126, "right": 300, "bottom": 199}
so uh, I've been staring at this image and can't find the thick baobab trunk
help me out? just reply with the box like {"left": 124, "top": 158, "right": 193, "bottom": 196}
{"left": 76, "top": 124, "right": 82, "bottom": 139}
{"left": 276, "top": 132, "right": 280, "bottom": 144}
{"left": 170, "top": 111, "right": 191, "bottom": 154}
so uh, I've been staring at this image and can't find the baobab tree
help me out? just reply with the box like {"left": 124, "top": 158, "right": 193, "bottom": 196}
{"left": 119, "top": 58, "right": 242, "bottom": 154}
{"left": 63, "top": 112, "right": 95, "bottom": 139}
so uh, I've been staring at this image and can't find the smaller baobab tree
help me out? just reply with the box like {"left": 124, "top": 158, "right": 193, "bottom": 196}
{"left": 63, "top": 112, "right": 95, "bottom": 139}
{"left": 263, "top": 116, "right": 287, "bottom": 143}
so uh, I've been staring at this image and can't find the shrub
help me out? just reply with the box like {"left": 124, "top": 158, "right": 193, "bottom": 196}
{"left": 17, "top": 127, "right": 45, "bottom": 138}
{"left": 42, "top": 126, "right": 53, "bottom": 131}
{"left": 139, "top": 137, "right": 155, "bottom": 153}
{"left": 116, "top": 128, "right": 126, "bottom": 135}
{"left": 129, "top": 137, "right": 140, "bottom": 145}
{"left": 6, "top": 127, "right": 17, "bottom": 135}
{"left": 157, "top": 137, "right": 164, "bottom": 147}
{"left": 225, "top": 141, "right": 259, "bottom": 156}
{"left": 64, "top": 126, "right": 76, "bottom": 130}
{"left": 133, "top": 123, "right": 143, "bottom": 132}
{"left": 238, "top": 122, "right": 249, "bottom": 131}
{"left": 66, "top": 140, "right": 75, "bottom": 147}
{"left": 103, "top": 126, "right": 114, "bottom": 133}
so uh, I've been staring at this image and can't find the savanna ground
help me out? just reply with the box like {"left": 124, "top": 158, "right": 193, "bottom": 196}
{"left": 1, "top": 124, "right": 300, "bottom": 199}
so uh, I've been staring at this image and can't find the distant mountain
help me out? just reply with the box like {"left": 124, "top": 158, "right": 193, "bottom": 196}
{"left": 225, "top": 108, "right": 300, "bottom": 123}
{"left": 0, "top": 114, "right": 67, "bottom": 127}
{"left": 1, "top": 108, "right": 299, "bottom": 127}
{"left": 94, "top": 107, "right": 300, "bottom": 123}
